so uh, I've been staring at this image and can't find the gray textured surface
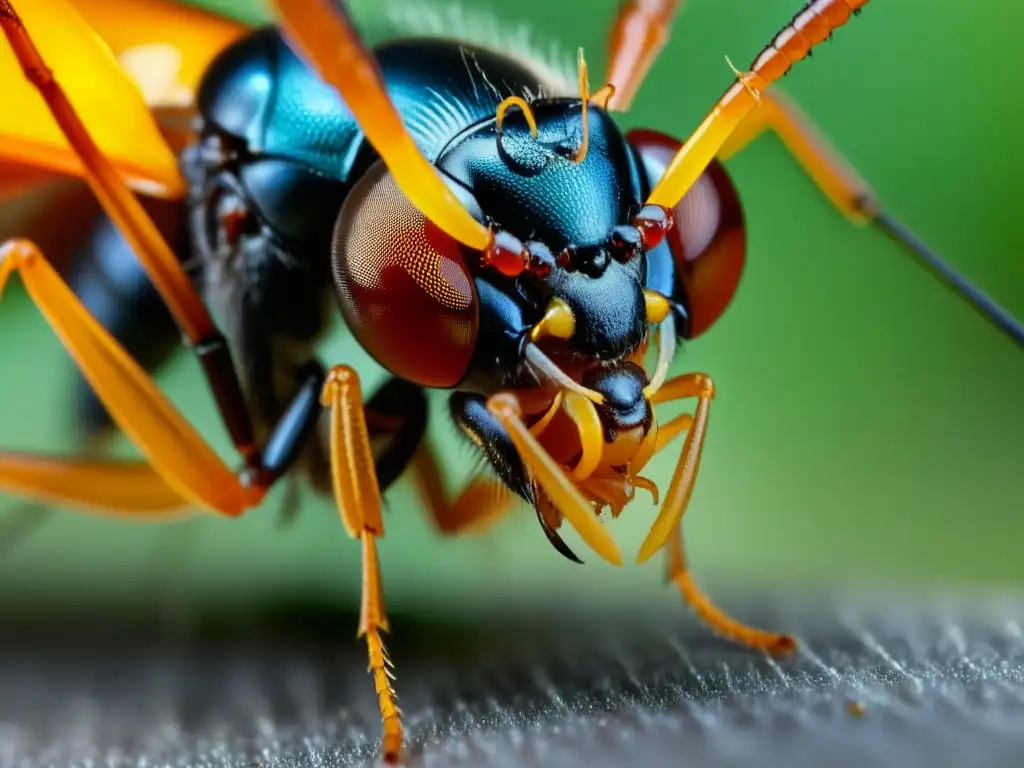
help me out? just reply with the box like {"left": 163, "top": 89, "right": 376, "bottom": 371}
{"left": 1, "top": 592, "right": 1024, "bottom": 767}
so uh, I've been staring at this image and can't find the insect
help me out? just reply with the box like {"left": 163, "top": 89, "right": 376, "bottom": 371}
{"left": 1, "top": 0, "right": 1021, "bottom": 762}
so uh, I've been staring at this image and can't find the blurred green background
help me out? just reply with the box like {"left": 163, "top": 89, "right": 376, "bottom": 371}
{"left": 0, "top": 0, "right": 1021, "bottom": 621}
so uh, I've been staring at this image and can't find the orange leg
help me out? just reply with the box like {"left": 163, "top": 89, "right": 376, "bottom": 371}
{"left": 488, "top": 393, "right": 623, "bottom": 566}
{"left": 0, "top": 2, "right": 260, "bottom": 459}
{"left": 410, "top": 446, "right": 514, "bottom": 536}
{"left": 654, "top": 412, "right": 694, "bottom": 454}
{"left": 0, "top": 239, "right": 263, "bottom": 516}
{"left": 646, "top": 410, "right": 794, "bottom": 653}
{"left": 665, "top": 524, "right": 795, "bottom": 654}
{"left": 717, "top": 90, "right": 1024, "bottom": 347}
{"left": 320, "top": 366, "right": 402, "bottom": 764}
{"left": 604, "top": 0, "right": 685, "bottom": 112}
{"left": 718, "top": 90, "right": 875, "bottom": 223}
{"left": 646, "top": 0, "right": 870, "bottom": 211}
{"left": 0, "top": 453, "right": 189, "bottom": 517}
{"left": 0, "top": 433, "right": 146, "bottom": 559}
{"left": 636, "top": 373, "right": 715, "bottom": 563}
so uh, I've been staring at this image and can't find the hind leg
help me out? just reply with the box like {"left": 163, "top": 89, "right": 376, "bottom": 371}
{"left": 0, "top": 2, "right": 343, "bottom": 516}
{"left": 0, "top": 0, "right": 278, "bottom": 467}
{"left": 718, "top": 90, "right": 1024, "bottom": 346}
{"left": 0, "top": 192, "right": 190, "bottom": 552}
{"left": 0, "top": 237, "right": 270, "bottom": 515}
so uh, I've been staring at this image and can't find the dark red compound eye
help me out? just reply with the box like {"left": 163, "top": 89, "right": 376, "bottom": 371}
{"left": 331, "top": 161, "right": 478, "bottom": 388}
{"left": 628, "top": 128, "right": 746, "bottom": 339}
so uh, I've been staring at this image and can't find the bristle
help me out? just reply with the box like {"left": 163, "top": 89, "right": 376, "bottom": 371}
{"left": 382, "top": 0, "right": 577, "bottom": 97}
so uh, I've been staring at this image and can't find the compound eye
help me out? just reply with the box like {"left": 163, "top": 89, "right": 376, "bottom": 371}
{"left": 629, "top": 128, "right": 746, "bottom": 338}
{"left": 332, "top": 161, "right": 478, "bottom": 388}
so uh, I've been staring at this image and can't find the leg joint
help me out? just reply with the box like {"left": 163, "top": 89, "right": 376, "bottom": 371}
{"left": 192, "top": 331, "right": 257, "bottom": 458}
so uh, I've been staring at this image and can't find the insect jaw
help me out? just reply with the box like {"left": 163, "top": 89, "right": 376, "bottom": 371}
{"left": 529, "top": 298, "right": 576, "bottom": 343}
{"left": 643, "top": 306, "right": 676, "bottom": 399}
{"left": 490, "top": 363, "right": 664, "bottom": 567}
{"left": 524, "top": 286, "right": 676, "bottom": 400}
{"left": 524, "top": 343, "right": 605, "bottom": 405}
{"left": 506, "top": 291, "right": 685, "bottom": 566}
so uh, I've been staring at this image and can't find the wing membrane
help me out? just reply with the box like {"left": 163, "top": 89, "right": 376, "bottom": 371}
{"left": 0, "top": 0, "right": 244, "bottom": 200}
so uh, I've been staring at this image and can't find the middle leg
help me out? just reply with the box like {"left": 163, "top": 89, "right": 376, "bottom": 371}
{"left": 0, "top": 181, "right": 189, "bottom": 553}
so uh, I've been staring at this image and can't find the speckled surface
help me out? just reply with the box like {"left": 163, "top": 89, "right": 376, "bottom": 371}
{"left": 1, "top": 593, "right": 1023, "bottom": 767}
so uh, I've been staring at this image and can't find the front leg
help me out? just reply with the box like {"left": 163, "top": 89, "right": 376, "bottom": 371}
{"left": 320, "top": 366, "right": 401, "bottom": 764}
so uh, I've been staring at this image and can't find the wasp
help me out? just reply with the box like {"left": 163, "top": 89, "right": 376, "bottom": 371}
{"left": 1, "top": 0, "right": 1021, "bottom": 762}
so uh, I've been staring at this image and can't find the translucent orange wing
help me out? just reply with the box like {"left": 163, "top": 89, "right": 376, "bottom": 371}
{"left": 77, "top": 0, "right": 247, "bottom": 105}
{"left": 0, "top": 0, "right": 245, "bottom": 200}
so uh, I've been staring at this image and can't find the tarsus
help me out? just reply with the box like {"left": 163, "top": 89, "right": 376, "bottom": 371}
{"left": 874, "top": 212, "right": 1024, "bottom": 348}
